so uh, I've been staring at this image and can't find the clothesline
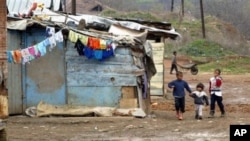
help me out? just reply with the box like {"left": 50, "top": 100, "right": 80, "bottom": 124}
{"left": 7, "top": 26, "right": 64, "bottom": 64}
{"left": 7, "top": 26, "right": 118, "bottom": 64}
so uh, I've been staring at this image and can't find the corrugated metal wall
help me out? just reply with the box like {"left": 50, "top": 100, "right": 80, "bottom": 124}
{"left": 150, "top": 42, "right": 164, "bottom": 96}
{"left": 7, "top": 0, "right": 61, "bottom": 13}
{"left": 7, "top": 30, "right": 23, "bottom": 114}
{"left": 66, "top": 42, "right": 139, "bottom": 107}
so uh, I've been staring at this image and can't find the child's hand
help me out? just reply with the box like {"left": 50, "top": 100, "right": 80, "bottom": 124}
{"left": 169, "top": 86, "right": 174, "bottom": 90}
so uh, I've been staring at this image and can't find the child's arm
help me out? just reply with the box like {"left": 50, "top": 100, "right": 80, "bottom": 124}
{"left": 168, "top": 81, "right": 175, "bottom": 89}
{"left": 189, "top": 92, "right": 196, "bottom": 98}
{"left": 203, "top": 95, "right": 209, "bottom": 106}
{"left": 184, "top": 81, "right": 192, "bottom": 94}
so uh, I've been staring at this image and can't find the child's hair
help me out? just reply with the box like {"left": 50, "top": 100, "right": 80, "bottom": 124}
{"left": 176, "top": 71, "right": 183, "bottom": 76}
{"left": 215, "top": 68, "right": 221, "bottom": 75}
{"left": 173, "top": 51, "right": 177, "bottom": 54}
{"left": 196, "top": 83, "right": 204, "bottom": 90}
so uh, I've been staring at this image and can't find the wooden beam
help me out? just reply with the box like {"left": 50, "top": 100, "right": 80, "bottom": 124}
{"left": 200, "top": 0, "right": 206, "bottom": 38}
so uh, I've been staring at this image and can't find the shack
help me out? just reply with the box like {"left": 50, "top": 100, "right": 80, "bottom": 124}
{"left": 7, "top": 6, "right": 180, "bottom": 116}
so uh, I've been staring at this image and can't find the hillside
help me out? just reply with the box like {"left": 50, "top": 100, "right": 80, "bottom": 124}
{"left": 104, "top": 11, "right": 250, "bottom": 74}
{"left": 69, "top": 0, "right": 250, "bottom": 74}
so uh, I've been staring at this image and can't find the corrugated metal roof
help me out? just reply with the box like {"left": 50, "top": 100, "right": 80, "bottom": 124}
{"left": 7, "top": 0, "right": 62, "bottom": 15}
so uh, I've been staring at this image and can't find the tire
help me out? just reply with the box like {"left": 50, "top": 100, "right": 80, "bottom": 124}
{"left": 191, "top": 66, "right": 198, "bottom": 75}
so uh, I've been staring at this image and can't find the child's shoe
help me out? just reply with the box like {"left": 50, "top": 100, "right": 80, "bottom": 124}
{"left": 208, "top": 111, "right": 214, "bottom": 118}
{"left": 198, "top": 116, "right": 202, "bottom": 120}
{"left": 221, "top": 112, "right": 226, "bottom": 117}
{"left": 195, "top": 114, "right": 198, "bottom": 119}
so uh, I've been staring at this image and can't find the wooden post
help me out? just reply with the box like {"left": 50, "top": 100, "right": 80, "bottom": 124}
{"left": 181, "top": 0, "right": 184, "bottom": 16}
{"left": 72, "top": 0, "right": 76, "bottom": 15}
{"left": 0, "top": 1, "right": 8, "bottom": 139}
{"left": 200, "top": 0, "right": 206, "bottom": 38}
{"left": 171, "top": 0, "right": 174, "bottom": 12}
{"left": 0, "top": 0, "right": 8, "bottom": 120}
{"left": 0, "top": 128, "right": 7, "bottom": 141}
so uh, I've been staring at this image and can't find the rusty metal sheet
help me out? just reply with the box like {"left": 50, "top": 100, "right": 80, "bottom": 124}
{"left": 67, "top": 86, "right": 122, "bottom": 107}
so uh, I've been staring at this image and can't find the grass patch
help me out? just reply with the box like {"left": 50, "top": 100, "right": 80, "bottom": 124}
{"left": 199, "top": 56, "right": 250, "bottom": 74}
{"left": 179, "top": 39, "right": 235, "bottom": 58}
{"left": 101, "top": 10, "right": 160, "bottom": 21}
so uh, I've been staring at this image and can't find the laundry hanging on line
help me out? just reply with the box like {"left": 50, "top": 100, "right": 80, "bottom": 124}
{"left": 69, "top": 30, "right": 117, "bottom": 61}
{"left": 7, "top": 29, "right": 64, "bottom": 64}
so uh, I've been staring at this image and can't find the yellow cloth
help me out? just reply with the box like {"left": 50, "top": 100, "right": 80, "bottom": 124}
{"left": 68, "top": 30, "right": 79, "bottom": 43}
{"left": 78, "top": 34, "right": 88, "bottom": 45}
{"left": 100, "top": 39, "right": 107, "bottom": 49}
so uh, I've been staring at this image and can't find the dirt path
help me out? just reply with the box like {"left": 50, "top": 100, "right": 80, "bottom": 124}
{"left": 5, "top": 59, "right": 250, "bottom": 141}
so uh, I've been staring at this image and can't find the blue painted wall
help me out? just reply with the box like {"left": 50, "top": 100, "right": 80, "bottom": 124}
{"left": 8, "top": 27, "right": 141, "bottom": 111}
{"left": 24, "top": 27, "right": 66, "bottom": 107}
{"left": 66, "top": 42, "right": 139, "bottom": 107}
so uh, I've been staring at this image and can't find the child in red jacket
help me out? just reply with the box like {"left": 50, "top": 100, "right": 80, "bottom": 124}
{"left": 208, "top": 69, "right": 225, "bottom": 118}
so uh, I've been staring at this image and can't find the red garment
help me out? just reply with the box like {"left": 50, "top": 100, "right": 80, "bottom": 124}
{"left": 13, "top": 50, "right": 22, "bottom": 64}
{"left": 87, "top": 37, "right": 100, "bottom": 49}
{"left": 209, "top": 76, "right": 222, "bottom": 93}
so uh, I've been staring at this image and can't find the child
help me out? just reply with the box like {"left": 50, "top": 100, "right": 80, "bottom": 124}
{"left": 190, "top": 83, "right": 209, "bottom": 120}
{"left": 170, "top": 51, "right": 178, "bottom": 74}
{"left": 168, "top": 71, "right": 192, "bottom": 120}
{"left": 208, "top": 68, "right": 225, "bottom": 118}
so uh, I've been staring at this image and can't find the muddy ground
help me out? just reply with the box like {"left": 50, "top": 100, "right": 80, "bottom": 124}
{"left": 5, "top": 59, "right": 250, "bottom": 141}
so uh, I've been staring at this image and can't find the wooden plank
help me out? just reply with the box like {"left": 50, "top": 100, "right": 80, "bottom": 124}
{"left": 67, "top": 86, "right": 122, "bottom": 107}
{"left": 150, "top": 89, "right": 163, "bottom": 96}
{"left": 155, "top": 64, "right": 163, "bottom": 72}
{"left": 67, "top": 63, "right": 144, "bottom": 75}
{"left": 153, "top": 56, "right": 163, "bottom": 62}
{"left": 153, "top": 59, "right": 164, "bottom": 64}
{"left": 0, "top": 95, "right": 8, "bottom": 119}
{"left": 150, "top": 82, "right": 163, "bottom": 89}
{"left": 65, "top": 54, "right": 133, "bottom": 65}
{"left": 67, "top": 72, "right": 137, "bottom": 87}
{"left": 119, "top": 99, "right": 138, "bottom": 108}
{"left": 150, "top": 72, "right": 163, "bottom": 81}
{"left": 152, "top": 51, "right": 164, "bottom": 57}
{"left": 152, "top": 47, "right": 164, "bottom": 51}
{"left": 121, "top": 87, "right": 135, "bottom": 99}
{"left": 66, "top": 46, "right": 131, "bottom": 56}
{"left": 151, "top": 43, "right": 165, "bottom": 48}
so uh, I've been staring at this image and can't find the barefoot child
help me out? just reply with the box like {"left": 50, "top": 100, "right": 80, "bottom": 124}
{"left": 190, "top": 83, "right": 209, "bottom": 120}
{"left": 168, "top": 71, "right": 192, "bottom": 120}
